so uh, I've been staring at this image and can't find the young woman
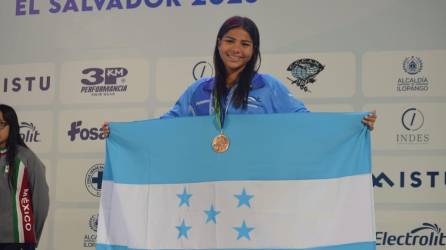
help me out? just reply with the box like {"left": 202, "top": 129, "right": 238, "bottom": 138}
{"left": 0, "top": 104, "right": 49, "bottom": 250}
{"left": 103, "top": 16, "right": 376, "bottom": 134}
{"left": 161, "top": 16, "right": 309, "bottom": 118}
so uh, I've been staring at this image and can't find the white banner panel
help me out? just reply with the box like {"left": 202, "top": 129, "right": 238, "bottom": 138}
{"left": 57, "top": 108, "right": 147, "bottom": 153}
{"left": 261, "top": 52, "right": 356, "bottom": 98}
{"left": 54, "top": 209, "right": 99, "bottom": 250}
{"left": 363, "top": 103, "right": 446, "bottom": 150}
{"left": 155, "top": 56, "right": 213, "bottom": 102}
{"left": 373, "top": 156, "right": 446, "bottom": 203}
{"left": 56, "top": 159, "right": 104, "bottom": 203}
{"left": 16, "top": 110, "right": 54, "bottom": 153}
{"left": 60, "top": 59, "right": 150, "bottom": 103}
{"left": 376, "top": 210, "right": 446, "bottom": 249}
{"left": 363, "top": 50, "right": 446, "bottom": 97}
{"left": 0, "top": 63, "right": 55, "bottom": 105}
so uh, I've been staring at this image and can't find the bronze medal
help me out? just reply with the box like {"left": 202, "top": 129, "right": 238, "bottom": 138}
{"left": 211, "top": 86, "right": 237, "bottom": 153}
{"left": 212, "top": 133, "right": 229, "bottom": 153}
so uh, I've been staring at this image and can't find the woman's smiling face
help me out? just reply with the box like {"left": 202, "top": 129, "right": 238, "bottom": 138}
{"left": 218, "top": 27, "right": 254, "bottom": 76}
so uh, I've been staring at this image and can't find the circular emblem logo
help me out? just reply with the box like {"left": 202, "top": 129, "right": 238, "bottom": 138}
{"left": 89, "top": 214, "right": 98, "bottom": 232}
{"left": 192, "top": 61, "right": 214, "bottom": 80}
{"left": 401, "top": 108, "right": 424, "bottom": 131}
{"left": 85, "top": 163, "right": 104, "bottom": 197}
{"left": 403, "top": 56, "right": 423, "bottom": 75}
{"left": 286, "top": 58, "right": 325, "bottom": 92}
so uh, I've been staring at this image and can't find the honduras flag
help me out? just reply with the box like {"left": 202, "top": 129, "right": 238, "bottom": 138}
{"left": 96, "top": 113, "right": 376, "bottom": 250}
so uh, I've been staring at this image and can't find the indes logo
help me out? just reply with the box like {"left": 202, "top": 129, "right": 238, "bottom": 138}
{"left": 377, "top": 222, "right": 446, "bottom": 246}
{"left": 19, "top": 122, "right": 41, "bottom": 143}
{"left": 67, "top": 121, "right": 105, "bottom": 141}
{"left": 373, "top": 171, "right": 445, "bottom": 188}
{"left": 397, "top": 56, "right": 429, "bottom": 92}
{"left": 2, "top": 76, "right": 51, "bottom": 93}
{"left": 402, "top": 108, "right": 424, "bottom": 131}
{"left": 286, "top": 58, "right": 324, "bottom": 92}
{"left": 397, "top": 108, "right": 429, "bottom": 144}
{"left": 192, "top": 61, "right": 214, "bottom": 80}
{"left": 85, "top": 164, "right": 103, "bottom": 197}
{"left": 80, "top": 67, "right": 128, "bottom": 96}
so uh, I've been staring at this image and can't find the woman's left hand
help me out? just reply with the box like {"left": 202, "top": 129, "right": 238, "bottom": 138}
{"left": 362, "top": 111, "right": 377, "bottom": 130}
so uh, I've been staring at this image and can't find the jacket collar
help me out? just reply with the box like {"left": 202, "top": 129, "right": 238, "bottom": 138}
{"left": 203, "top": 74, "right": 265, "bottom": 92}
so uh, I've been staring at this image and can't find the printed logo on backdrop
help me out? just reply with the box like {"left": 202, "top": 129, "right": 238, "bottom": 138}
{"left": 67, "top": 121, "right": 106, "bottom": 142}
{"left": 84, "top": 214, "right": 98, "bottom": 248}
{"left": 85, "top": 164, "right": 104, "bottom": 197}
{"left": 396, "top": 108, "right": 429, "bottom": 144}
{"left": 2, "top": 75, "right": 51, "bottom": 93}
{"left": 397, "top": 56, "right": 429, "bottom": 92}
{"left": 373, "top": 170, "right": 444, "bottom": 188}
{"left": 80, "top": 67, "right": 128, "bottom": 97}
{"left": 20, "top": 122, "right": 41, "bottom": 143}
{"left": 89, "top": 214, "right": 99, "bottom": 232}
{"left": 192, "top": 61, "right": 214, "bottom": 80}
{"left": 286, "top": 58, "right": 325, "bottom": 92}
{"left": 15, "top": 0, "right": 257, "bottom": 16}
{"left": 403, "top": 56, "right": 423, "bottom": 75}
{"left": 377, "top": 222, "right": 446, "bottom": 246}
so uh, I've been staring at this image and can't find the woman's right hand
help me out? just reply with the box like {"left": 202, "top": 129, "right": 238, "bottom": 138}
{"left": 362, "top": 111, "right": 377, "bottom": 131}
{"left": 102, "top": 122, "right": 110, "bottom": 138}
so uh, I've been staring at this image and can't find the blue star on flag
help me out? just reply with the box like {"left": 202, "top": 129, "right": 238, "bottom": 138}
{"left": 177, "top": 187, "right": 192, "bottom": 207}
{"left": 234, "top": 188, "right": 254, "bottom": 208}
{"left": 233, "top": 220, "right": 254, "bottom": 240}
{"left": 204, "top": 204, "right": 221, "bottom": 224}
{"left": 176, "top": 219, "right": 192, "bottom": 239}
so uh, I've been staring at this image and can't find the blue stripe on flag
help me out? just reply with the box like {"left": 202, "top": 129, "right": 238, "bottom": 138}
{"left": 104, "top": 113, "right": 370, "bottom": 184}
{"left": 96, "top": 241, "right": 376, "bottom": 250}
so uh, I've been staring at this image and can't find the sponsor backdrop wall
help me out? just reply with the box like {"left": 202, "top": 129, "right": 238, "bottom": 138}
{"left": 1, "top": 0, "right": 445, "bottom": 249}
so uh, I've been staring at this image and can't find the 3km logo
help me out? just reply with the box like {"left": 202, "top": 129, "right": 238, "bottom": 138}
{"left": 81, "top": 67, "right": 128, "bottom": 85}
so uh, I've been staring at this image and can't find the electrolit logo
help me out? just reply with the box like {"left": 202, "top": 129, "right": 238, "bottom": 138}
{"left": 377, "top": 223, "right": 446, "bottom": 246}
{"left": 20, "top": 122, "right": 41, "bottom": 143}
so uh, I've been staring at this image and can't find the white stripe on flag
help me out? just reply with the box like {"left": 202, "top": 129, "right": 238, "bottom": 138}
{"left": 98, "top": 174, "right": 375, "bottom": 249}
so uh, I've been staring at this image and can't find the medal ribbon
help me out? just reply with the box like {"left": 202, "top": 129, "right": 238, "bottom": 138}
{"left": 213, "top": 92, "right": 223, "bottom": 132}
{"left": 213, "top": 85, "right": 237, "bottom": 133}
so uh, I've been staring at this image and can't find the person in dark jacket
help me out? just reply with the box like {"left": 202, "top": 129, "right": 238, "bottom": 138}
{"left": 0, "top": 104, "right": 49, "bottom": 250}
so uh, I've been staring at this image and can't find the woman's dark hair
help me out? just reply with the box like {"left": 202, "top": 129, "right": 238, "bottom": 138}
{"left": 0, "top": 104, "right": 27, "bottom": 186}
{"left": 213, "top": 16, "right": 261, "bottom": 109}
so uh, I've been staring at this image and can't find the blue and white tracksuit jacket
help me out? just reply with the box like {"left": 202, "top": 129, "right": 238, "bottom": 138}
{"left": 161, "top": 74, "right": 309, "bottom": 118}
